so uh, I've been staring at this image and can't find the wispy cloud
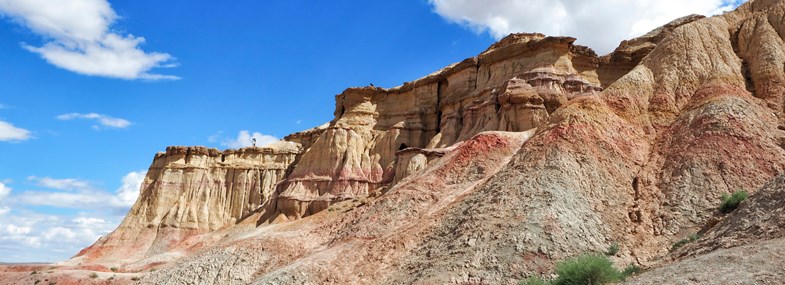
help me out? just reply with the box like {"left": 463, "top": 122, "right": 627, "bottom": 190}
{"left": 27, "top": 176, "right": 94, "bottom": 192}
{"left": 220, "top": 130, "right": 278, "bottom": 149}
{"left": 0, "top": 0, "right": 177, "bottom": 80}
{"left": 429, "top": 0, "right": 741, "bottom": 54}
{"left": 0, "top": 182, "right": 11, "bottom": 215}
{"left": 56, "top": 112, "right": 131, "bottom": 129}
{"left": 0, "top": 119, "right": 31, "bottom": 142}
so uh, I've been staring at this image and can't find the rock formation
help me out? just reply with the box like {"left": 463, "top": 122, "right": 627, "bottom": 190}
{"left": 75, "top": 142, "right": 300, "bottom": 264}
{"left": 20, "top": 0, "right": 785, "bottom": 284}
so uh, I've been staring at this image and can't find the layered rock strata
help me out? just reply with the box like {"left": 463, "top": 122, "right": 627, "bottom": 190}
{"left": 68, "top": 1, "right": 785, "bottom": 283}
{"left": 76, "top": 142, "right": 300, "bottom": 263}
{"left": 275, "top": 33, "right": 604, "bottom": 219}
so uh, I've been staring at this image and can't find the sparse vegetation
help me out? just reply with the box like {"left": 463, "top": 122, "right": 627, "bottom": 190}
{"left": 552, "top": 254, "right": 621, "bottom": 285}
{"left": 604, "top": 243, "right": 619, "bottom": 256}
{"left": 621, "top": 264, "right": 642, "bottom": 279}
{"left": 519, "top": 254, "right": 639, "bottom": 285}
{"left": 89, "top": 272, "right": 98, "bottom": 279}
{"left": 131, "top": 277, "right": 141, "bottom": 281}
{"left": 519, "top": 276, "right": 549, "bottom": 285}
{"left": 34, "top": 280, "right": 40, "bottom": 285}
{"left": 719, "top": 190, "right": 748, "bottom": 214}
{"left": 109, "top": 275, "right": 115, "bottom": 281}
{"left": 110, "top": 267, "right": 118, "bottom": 272}
{"left": 30, "top": 270, "right": 38, "bottom": 275}
{"left": 670, "top": 233, "right": 701, "bottom": 251}
{"left": 48, "top": 281, "right": 56, "bottom": 285}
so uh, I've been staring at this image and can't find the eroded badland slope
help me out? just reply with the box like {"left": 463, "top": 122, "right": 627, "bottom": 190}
{"left": 6, "top": 0, "right": 785, "bottom": 284}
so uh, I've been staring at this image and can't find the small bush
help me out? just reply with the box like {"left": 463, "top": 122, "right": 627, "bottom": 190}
{"left": 131, "top": 277, "right": 141, "bottom": 281}
{"left": 31, "top": 270, "right": 38, "bottom": 275}
{"left": 552, "top": 254, "right": 621, "bottom": 285}
{"left": 670, "top": 234, "right": 701, "bottom": 251}
{"left": 621, "top": 264, "right": 642, "bottom": 279}
{"left": 34, "top": 280, "right": 40, "bottom": 285}
{"left": 89, "top": 272, "right": 98, "bottom": 279}
{"left": 604, "top": 243, "right": 619, "bottom": 256}
{"left": 110, "top": 267, "right": 118, "bottom": 272}
{"left": 48, "top": 282, "right": 56, "bottom": 285}
{"left": 719, "top": 191, "right": 748, "bottom": 214}
{"left": 520, "top": 276, "right": 549, "bottom": 285}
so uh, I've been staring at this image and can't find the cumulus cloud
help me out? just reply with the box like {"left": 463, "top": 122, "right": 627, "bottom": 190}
{"left": 0, "top": 172, "right": 138, "bottom": 261}
{"left": 0, "top": 119, "right": 31, "bottom": 142}
{"left": 0, "top": 0, "right": 177, "bottom": 80}
{"left": 0, "top": 214, "right": 119, "bottom": 261}
{"left": 429, "top": 0, "right": 741, "bottom": 54}
{"left": 109, "top": 170, "right": 146, "bottom": 208}
{"left": 221, "top": 130, "right": 279, "bottom": 149}
{"left": 56, "top": 112, "right": 131, "bottom": 129}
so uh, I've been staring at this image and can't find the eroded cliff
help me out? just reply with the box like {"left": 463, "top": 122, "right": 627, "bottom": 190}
{"left": 54, "top": 1, "right": 785, "bottom": 284}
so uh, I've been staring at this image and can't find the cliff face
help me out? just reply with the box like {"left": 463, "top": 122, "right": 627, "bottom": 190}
{"left": 275, "top": 33, "right": 604, "bottom": 219}
{"left": 64, "top": 0, "right": 785, "bottom": 284}
{"left": 76, "top": 143, "right": 300, "bottom": 263}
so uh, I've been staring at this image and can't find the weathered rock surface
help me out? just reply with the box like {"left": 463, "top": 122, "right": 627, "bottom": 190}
{"left": 75, "top": 142, "right": 301, "bottom": 264}
{"left": 53, "top": 0, "right": 785, "bottom": 284}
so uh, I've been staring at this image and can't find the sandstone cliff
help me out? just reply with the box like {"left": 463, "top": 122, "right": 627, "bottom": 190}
{"left": 51, "top": 0, "right": 785, "bottom": 284}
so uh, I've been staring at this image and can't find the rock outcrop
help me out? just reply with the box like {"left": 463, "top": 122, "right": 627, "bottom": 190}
{"left": 52, "top": 1, "right": 785, "bottom": 284}
{"left": 274, "top": 33, "right": 604, "bottom": 219}
{"left": 75, "top": 142, "right": 300, "bottom": 264}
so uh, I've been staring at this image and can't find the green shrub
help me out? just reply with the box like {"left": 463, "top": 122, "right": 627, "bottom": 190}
{"left": 670, "top": 234, "right": 701, "bottom": 251}
{"left": 604, "top": 243, "right": 619, "bottom": 256}
{"left": 520, "top": 276, "right": 549, "bottom": 285}
{"left": 30, "top": 270, "right": 38, "bottom": 275}
{"left": 719, "top": 191, "right": 748, "bottom": 214}
{"left": 552, "top": 254, "right": 621, "bottom": 285}
{"left": 89, "top": 272, "right": 98, "bottom": 279}
{"left": 621, "top": 264, "right": 642, "bottom": 279}
{"left": 110, "top": 267, "right": 118, "bottom": 272}
{"left": 131, "top": 277, "right": 141, "bottom": 281}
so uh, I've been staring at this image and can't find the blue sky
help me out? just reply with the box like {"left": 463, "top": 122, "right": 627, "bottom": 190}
{"left": 0, "top": 0, "right": 743, "bottom": 262}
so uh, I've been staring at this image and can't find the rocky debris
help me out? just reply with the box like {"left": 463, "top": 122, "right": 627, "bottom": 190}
{"left": 677, "top": 174, "right": 785, "bottom": 257}
{"left": 623, "top": 238, "right": 785, "bottom": 285}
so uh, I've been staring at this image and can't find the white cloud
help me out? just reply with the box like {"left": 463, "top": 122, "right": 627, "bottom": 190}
{"left": 0, "top": 213, "right": 120, "bottom": 261}
{"left": 0, "top": 182, "right": 10, "bottom": 215}
{"left": 0, "top": 0, "right": 177, "bottom": 80}
{"left": 15, "top": 191, "right": 109, "bottom": 208}
{"left": 429, "top": 0, "right": 741, "bottom": 54}
{"left": 221, "top": 130, "right": 279, "bottom": 149}
{"left": 18, "top": 171, "right": 145, "bottom": 210}
{"left": 56, "top": 112, "right": 131, "bottom": 129}
{"left": 110, "top": 170, "right": 146, "bottom": 208}
{"left": 28, "top": 176, "right": 93, "bottom": 191}
{"left": 0, "top": 182, "right": 10, "bottom": 201}
{"left": 6, "top": 224, "right": 31, "bottom": 235}
{"left": 0, "top": 119, "right": 31, "bottom": 141}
